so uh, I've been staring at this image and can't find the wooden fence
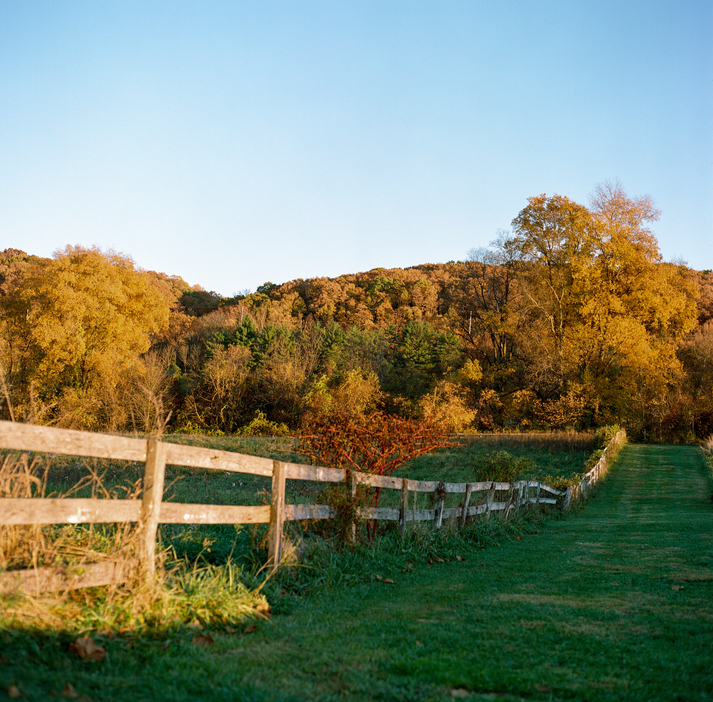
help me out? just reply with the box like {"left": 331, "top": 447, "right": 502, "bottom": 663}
{"left": 562, "top": 429, "right": 627, "bottom": 508}
{"left": 0, "top": 421, "right": 623, "bottom": 595}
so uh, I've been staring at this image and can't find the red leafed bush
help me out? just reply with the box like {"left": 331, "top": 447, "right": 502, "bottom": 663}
{"left": 298, "top": 410, "right": 453, "bottom": 476}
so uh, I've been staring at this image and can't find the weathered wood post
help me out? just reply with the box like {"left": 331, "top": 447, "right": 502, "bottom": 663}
{"left": 504, "top": 483, "right": 516, "bottom": 519}
{"left": 139, "top": 438, "right": 167, "bottom": 581}
{"left": 400, "top": 478, "right": 410, "bottom": 538}
{"left": 563, "top": 486, "right": 573, "bottom": 510}
{"left": 267, "top": 460, "right": 286, "bottom": 570}
{"left": 460, "top": 483, "right": 473, "bottom": 527}
{"left": 348, "top": 470, "right": 358, "bottom": 543}
{"left": 435, "top": 482, "right": 445, "bottom": 529}
{"left": 485, "top": 481, "right": 496, "bottom": 520}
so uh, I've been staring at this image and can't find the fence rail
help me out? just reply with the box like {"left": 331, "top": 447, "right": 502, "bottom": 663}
{"left": 0, "top": 421, "right": 622, "bottom": 595}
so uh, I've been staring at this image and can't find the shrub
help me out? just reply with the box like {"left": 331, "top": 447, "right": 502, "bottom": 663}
{"left": 474, "top": 451, "right": 536, "bottom": 482}
{"left": 239, "top": 410, "right": 290, "bottom": 437}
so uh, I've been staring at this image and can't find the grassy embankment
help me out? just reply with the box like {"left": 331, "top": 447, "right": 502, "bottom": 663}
{"left": 5, "top": 438, "right": 712, "bottom": 699}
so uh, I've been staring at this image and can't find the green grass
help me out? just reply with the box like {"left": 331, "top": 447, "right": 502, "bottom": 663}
{"left": 2, "top": 444, "right": 712, "bottom": 700}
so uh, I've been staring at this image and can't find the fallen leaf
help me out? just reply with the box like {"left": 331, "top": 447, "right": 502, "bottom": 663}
{"left": 435, "top": 557, "right": 445, "bottom": 563}
{"left": 478, "top": 563, "right": 485, "bottom": 567}
{"left": 415, "top": 640, "right": 423, "bottom": 647}
{"left": 535, "top": 684, "right": 552, "bottom": 693}
{"left": 193, "top": 634, "right": 214, "bottom": 647}
{"left": 244, "top": 624, "right": 258, "bottom": 634}
{"left": 427, "top": 559, "right": 434, "bottom": 565}
{"left": 225, "top": 626, "right": 237, "bottom": 634}
{"left": 450, "top": 688, "right": 470, "bottom": 698}
{"left": 374, "top": 573, "right": 383, "bottom": 581}
{"left": 7, "top": 685, "right": 21, "bottom": 699}
{"left": 382, "top": 578, "right": 395, "bottom": 584}
{"left": 61, "top": 683, "right": 79, "bottom": 698}
{"left": 672, "top": 585, "right": 685, "bottom": 591}
{"left": 256, "top": 602, "right": 271, "bottom": 615}
{"left": 69, "top": 636, "right": 107, "bottom": 662}
{"left": 192, "top": 619, "right": 203, "bottom": 629}
{"left": 514, "top": 536, "right": 522, "bottom": 541}
{"left": 455, "top": 555, "right": 466, "bottom": 562}
{"left": 406, "top": 562, "right": 414, "bottom": 568}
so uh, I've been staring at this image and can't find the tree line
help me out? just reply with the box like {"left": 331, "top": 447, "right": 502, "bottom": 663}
{"left": 1, "top": 183, "right": 711, "bottom": 441}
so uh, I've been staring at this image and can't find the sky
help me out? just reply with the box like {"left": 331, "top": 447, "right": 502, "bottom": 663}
{"left": 1, "top": 1, "right": 711, "bottom": 296}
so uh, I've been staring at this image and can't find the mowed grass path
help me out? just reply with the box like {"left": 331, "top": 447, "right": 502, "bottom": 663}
{"left": 6, "top": 445, "right": 713, "bottom": 701}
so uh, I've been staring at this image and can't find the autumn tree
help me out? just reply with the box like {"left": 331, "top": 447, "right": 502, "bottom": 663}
{"left": 498, "top": 183, "right": 698, "bottom": 430}
{"left": 0, "top": 246, "right": 171, "bottom": 428}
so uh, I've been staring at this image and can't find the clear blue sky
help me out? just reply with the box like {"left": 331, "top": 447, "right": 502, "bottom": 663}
{"left": 1, "top": 1, "right": 711, "bottom": 295}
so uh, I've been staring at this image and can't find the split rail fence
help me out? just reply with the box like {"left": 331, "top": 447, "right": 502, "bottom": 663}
{"left": 0, "top": 421, "right": 622, "bottom": 595}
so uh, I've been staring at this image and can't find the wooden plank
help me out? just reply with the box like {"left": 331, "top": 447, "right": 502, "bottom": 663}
{"left": 284, "top": 503, "right": 333, "bottom": 521}
{"left": 164, "top": 442, "right": 274, "bottom": 477}
{"left": 159, "top": 503, "right": 270, "bottom": 524}
{"left": 267, "top": 460, "right": 286, "bottom": 569}
{"left": 361, "top": 507, "right": 400, "bottom": 521}
{"left": 0, "top": 498, "right": 141, "bottom": 525}
{"left": 403, "top": 479, "right": 440, "bottom": 493}
{"left": 139, "top": 439, "right": 166, "bottom": 579}
{"left": 353, "top": 473, "right": 403, "bottom": 490}
{"left": 404, "top": 509, "right": 436, "bottom": 522}
{"left": 523, "top": 497, "right": 557, "bottom": 506}
{"left": 537, "top": 484, "right": 566, "bottom": 496}
{"left": 401, "top": 479, "right": 496, "bottom": 494}
{"left": 0, "top": 559, "right": 134, "bottom": 596}
{"left": 0, "top": 420, "right": 147, "bottom": 462}
{"left": 284, "top": 462, "right": 345, "bottom": 483}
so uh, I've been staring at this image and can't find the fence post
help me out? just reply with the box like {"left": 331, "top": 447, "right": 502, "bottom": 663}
{"left": 504, "top": 483, "right": 516, "bottom": 519}
{"left": 139, "top": 438, "right": 167, "bottom": 581}
{"left": 485, "top": 481, "right": 496, "bottom": 520}
{"left": 400, "top": 478, "right": 409, "bottom": 538}
{"left": 435, "top": 482, "right": 445, "bottom": 529}
{"left": 267, "top": 460, "right": 286, "bottom": 570}
{"left": 348, "top": 470, "right": 358, "bottom": 543}
{"left": 461, "top": 483, "right": 473, "bottom": 527}
{"left": 563, "top": 486, "right": 572, "bottom": 510}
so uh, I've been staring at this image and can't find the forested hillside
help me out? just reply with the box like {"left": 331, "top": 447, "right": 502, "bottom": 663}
{"left": 2, "top": 184, "right": 712, "bottom": 441}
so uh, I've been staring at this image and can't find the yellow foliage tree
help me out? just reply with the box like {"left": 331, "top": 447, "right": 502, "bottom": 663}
{"left": 1, "top": 246, "right": 171, "bottom": 426}
{"left": 505, "top": 183, "right": 699, "bottom": 427}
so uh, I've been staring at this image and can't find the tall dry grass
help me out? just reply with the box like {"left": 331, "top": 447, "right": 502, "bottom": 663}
{"left": 0, "top": 452, "right": 141, "bottom": 575}
{"left": 462, "top": 431, "right": 596, "bottom": 455}
{"left": 0, "top": 452, "right": 270, "bottom": 635}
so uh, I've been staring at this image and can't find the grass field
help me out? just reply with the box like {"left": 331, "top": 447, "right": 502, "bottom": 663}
{"left": 6, "top": 437, "right": 710, "bottom": 700}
